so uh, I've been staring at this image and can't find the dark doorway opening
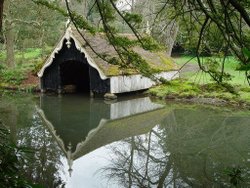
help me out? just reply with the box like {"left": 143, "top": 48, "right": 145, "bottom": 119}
{"left": 60, "top": 60, "right": 90, "bottom": 93}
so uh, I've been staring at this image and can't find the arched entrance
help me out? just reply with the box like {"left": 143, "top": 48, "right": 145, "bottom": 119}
{"left": 40, "top": 37, "right": 110, "bottom": 94}
{"left": 60, "top": 60, "right": 90, "bottom": 93}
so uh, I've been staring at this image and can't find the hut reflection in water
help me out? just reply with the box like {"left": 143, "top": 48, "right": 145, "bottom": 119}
{"left": 36, "top": 95, "right": 250, "bottom": 187}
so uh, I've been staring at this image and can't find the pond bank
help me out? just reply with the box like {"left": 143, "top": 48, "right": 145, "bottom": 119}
{"left": 148, "top": 79, "right": 250, "bottom": 109}
{"left": 0, "top": 72, "right": 40, "bottom": 92}
{"left": 1, "top": 74, "right": 250, "bottom": 109}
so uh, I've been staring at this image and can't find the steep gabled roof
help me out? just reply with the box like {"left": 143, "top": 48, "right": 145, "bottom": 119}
{"left": 38, "top": 26, "right": 178, "bottom": 78}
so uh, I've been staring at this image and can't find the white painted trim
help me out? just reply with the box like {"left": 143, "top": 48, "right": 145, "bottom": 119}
{"left": 110, "top": 97, "right": 163, "bottom": 119}
{"left": 37, "top": 27, "right": 107, "bottom": 80}
{"left": 110, "top": 71, "right": 179, "bottom": 93}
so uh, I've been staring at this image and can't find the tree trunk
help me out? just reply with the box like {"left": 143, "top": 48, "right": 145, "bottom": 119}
{"left": 131, "top": 0, "right": 135, "bottom": 12}
{"left": 5, "top": 20, "right": 15, "bottom": 67}
{"left": 0, "top": 0, "right": 4, "bottom": 32}
{"left": 166, "top": 22, "right": 179, "bottom": 56}
{"left": 0, "top": 0, "right": 4, "bottom": 43}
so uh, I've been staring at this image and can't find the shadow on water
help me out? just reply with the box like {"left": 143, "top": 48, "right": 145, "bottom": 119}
{"left": 0, "top": 93, "right": 249, "bottom": 187}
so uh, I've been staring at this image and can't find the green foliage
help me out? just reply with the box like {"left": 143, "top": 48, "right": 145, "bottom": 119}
{"left": 0, "top": 123, "right": 34, "bottom": 187}
{"left": 32, "top": 0, "right": 95, "bottom": 33}
{"left": 242, "top": 48, "right": 250, "bottom": 60}
{"left": 223, "top": 166, "right": 246, "bottom": 187}
{"left": 109, "top": 36, "right": 137, "bottom": 48}
{"left": 205, "top": 57, "right": 232, "bottom": 83}
{"left": 202, "top": 82, "right": 237, "bottom": 95}
{"left": 0, "top": 64, "right": 5, "bottom": 71}
{"left": 123, "top": 12, "right": 142, "bottom": 26}
{"left": 5, "top": 0, "right": 65, "bottom": 51}
{"left": 70, "top": 12, "right": 96, "bottom": 33}
{"left": 99, "top": 1, "right": 116, "bottom": 22}
{"left": 108, "top": 57, "right": 120, "bottom": 65}
{"left": 174, "top": 55, "right": 247, "bottom": 86}
{"left": 16, "top": 48, "right": 42, "bottom": 59}
{"left": 0, "top": 48, "right": 44, "bottom": 87}
{"left": 0, "top": 69, "right": 26, "bottom": 85}
{"left": 141, "top": 36, "right": 164, "bottom": 51}
{"left": 176, "top": 22, "right": 199, "bottom": 54}
{"left": 148, "top": 78, "right": 250, "bottom": 106}
{"left": 32, "top": 59, "right": 44, "bottom": 75}
{"left": 32, "top": 0, "right": 67, "bottom": 16}
{"left": 236, "top": 48, "right": 250, "bottom": 71}
{"left": 149, "top": 79, "right": 201, "bottom": 98}
{"left": 122, "top": 50, "right": 156, "bottom": 77}
{"left": 238, "top": 64, "right": 250, "bottom": 72}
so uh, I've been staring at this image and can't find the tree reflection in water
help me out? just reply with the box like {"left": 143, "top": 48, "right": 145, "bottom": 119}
{"left": 17, "top": 112, "right": 65, "bottom": 187}
{"left": 101, "top": 128, "right": 187, "bottom": 188}
{"left": 0, "top": 95, "right": 65, "bottom": 187}
{"left": 101, "top": 108, "right": 250, "bottom": 188}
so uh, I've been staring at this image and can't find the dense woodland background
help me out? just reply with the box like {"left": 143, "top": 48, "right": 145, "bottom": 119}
{"left": 0, "top": 0, "right": 249, "bottom": 87}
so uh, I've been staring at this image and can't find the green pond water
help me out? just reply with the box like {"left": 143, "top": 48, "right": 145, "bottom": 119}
{"left": 0, "top": 93, "right": 249, "bottom": 187}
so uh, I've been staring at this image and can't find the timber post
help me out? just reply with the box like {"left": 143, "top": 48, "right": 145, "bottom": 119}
{"left": 90, "top": 90, "right": 94, "bottom": 98}
{"left": 57, "top": 65, "right": 62, "bottom": 94}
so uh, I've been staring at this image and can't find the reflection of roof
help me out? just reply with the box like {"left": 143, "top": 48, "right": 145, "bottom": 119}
{"left": 36, "top": 96, "right": 170, "bottom": 158}
{"left": 36, "top": 96, "right": 171, "bottom": 176}
{"left": 72, "top": 108, "right": 170, "bottom": 160}
{"left": 37, "top": 105, "right": 170, "bottom": 160}
{"left": 38, "top": 26, "right": 178, "bottom": 78}
{"left": 37, "top": 104, "right": 170, "bottom": 177}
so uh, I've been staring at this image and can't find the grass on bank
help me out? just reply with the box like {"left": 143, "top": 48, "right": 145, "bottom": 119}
{"left": 174, "top": 56, "right": 248, "bottom": 86}
{"left": 149, "top": 79, "right": 250, "bottom": 105}
{"left": 149, "top": 56, "right": 250, "bottom": 106}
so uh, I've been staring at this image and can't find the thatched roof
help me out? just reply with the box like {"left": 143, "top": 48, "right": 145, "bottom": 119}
{"left": 38, "top": 26, "right": 178, "bottom": 78}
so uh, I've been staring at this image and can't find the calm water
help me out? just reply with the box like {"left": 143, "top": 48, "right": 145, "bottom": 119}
{"left": 0, "top": 93, "right": 249, "bottom": 187}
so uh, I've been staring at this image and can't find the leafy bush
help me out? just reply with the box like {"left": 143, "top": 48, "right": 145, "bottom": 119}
{"left": 0, "top": 122, "right": 33, "bottom": 187}
{"left": 0, "top": 69, "right": 26, "bottom": 85}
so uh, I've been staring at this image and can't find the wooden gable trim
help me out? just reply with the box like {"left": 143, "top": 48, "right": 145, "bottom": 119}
{"left": 37, "top": 27, "right": 108, "bottom": 80}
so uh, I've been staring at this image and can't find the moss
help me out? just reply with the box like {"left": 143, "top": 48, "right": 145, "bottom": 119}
{"left": 148, "top": 80, "right": 200, "bottom": 98}
{"left": 148, "top": 79, "right": 250, "bottom": 107}
{"left": 144, "top": 53, "right": 177, "bottom": 72}
{"left": 101, "top": 64, "right": 138, "bottom": 76}
{"left": 104, "top": 66, "right": 120, "bottom": 76}
{"left": 158, "top": 53, "right": 178, "bottom": 69}
{"left": 140, "top": 36, "right": 164, "bottom": 51}
{"left": 238, "top": 91, "right": 250, "bottom": 102}
{"left": 240, "top": 87, "right": 250, "bottom": 92}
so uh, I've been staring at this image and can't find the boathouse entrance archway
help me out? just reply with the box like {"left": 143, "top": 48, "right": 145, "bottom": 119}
{"left": 41, "top": 38, "right": 94, "bottom": 94}
{"left": 60, "top": 60, "right": 90, "bottom": 93}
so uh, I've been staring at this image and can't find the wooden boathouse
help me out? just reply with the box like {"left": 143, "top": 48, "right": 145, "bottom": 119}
{"left": 38, "top": 26, "right": 179, "bottom": 95}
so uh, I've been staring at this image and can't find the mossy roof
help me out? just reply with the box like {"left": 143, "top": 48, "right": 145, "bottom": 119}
{"left": 38, "top": 26, "right": 178, "bottom": 78}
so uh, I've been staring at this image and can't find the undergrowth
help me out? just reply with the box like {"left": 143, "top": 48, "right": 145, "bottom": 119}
{"left": 148, "top": 79, "right": 250, "bottom": 105}
{"left": 0, "top": 48, "right": 45, "bottom": 87}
